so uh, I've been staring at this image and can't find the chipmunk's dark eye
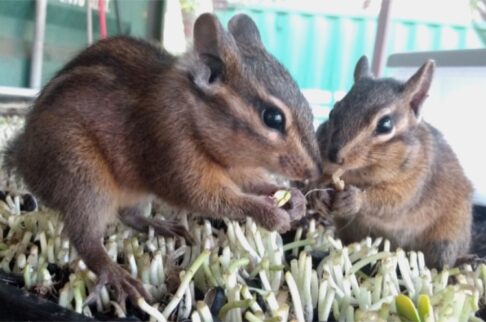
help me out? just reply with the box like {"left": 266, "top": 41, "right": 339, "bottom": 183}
{"left": 262, "top": 107, "right": 285, "bottom": 133}
{"left": 375, "top": 115, "right": 394, "bottom": 135}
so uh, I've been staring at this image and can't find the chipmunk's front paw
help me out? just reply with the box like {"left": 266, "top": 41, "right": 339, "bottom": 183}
{"left": 307, "top": 188, "right": 332, "bottom": 216}
{"left": 263, "top": 207, "right": 292, "bottom": 233}
{"left": 253, "top": 197, "right": 292, "bottom": 233}
{"left": 284, "top": 187, "right": 306, "bottom": 221}
{"left": 331, "top": 185, "right": 362, "bottom": 217}
{"left": 87, "top": 262, "right": 151, "bottom": 306}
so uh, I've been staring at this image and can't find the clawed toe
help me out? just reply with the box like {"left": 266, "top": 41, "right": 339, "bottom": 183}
{"left": 150, "top": 219, "right": 195, "bottom": 244}
{"left": 96, "top": 265, "right": 151, "bottom": 306}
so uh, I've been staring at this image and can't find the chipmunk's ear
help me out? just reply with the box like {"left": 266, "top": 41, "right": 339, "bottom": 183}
{"left": 192, "top": 13, "right": 239, "bottom": 90}
{"left": 228, "top": 14, "right": 263, "bottom": 48}
{"left": 354, "top": 55, "right": 373, "bottom": 82}
{"left": 404, "top": 60, "right": 435, "bottom": 116}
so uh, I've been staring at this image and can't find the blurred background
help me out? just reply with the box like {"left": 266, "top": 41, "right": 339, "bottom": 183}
{"left": 0, "top": 0, "right": 486, "bottom": 205}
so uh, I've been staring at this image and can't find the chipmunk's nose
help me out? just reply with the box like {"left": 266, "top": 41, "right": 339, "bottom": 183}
{"left": 328, "top": 146, "right": 344, "bottom": 164}
{"left": 303, "top": 162, "right": 322, "bottom": 180}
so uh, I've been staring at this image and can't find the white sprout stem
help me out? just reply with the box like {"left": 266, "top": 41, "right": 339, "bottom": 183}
{"left": 345, "top": 301, "right": 354, "bottom": 322}
{"left": 140, "top": 254, "right": 151, "bottom": 284}
{"left": 162, "top": 250, "right": 210, "bottom": 318}
{"left": 138, "top": 298, "right": 167, "bottom": 322}
{"left": 100, "top": 286, "right": 111, "bottom": 309}
{"left": 40, "top": 266, "right": 52, "bottom": 286}
{"left": 302, "top": 255, "right": 313, "bottom": 322}
{"left": 227, "top": 257, "right": 250, "bottom": 289}
{"left": 292, "top": 227, "right": 303, "bottom": 258}
{"left": 318, "top": 280, "right": 329, "bottom": 321}
{"left": 58, "top": 284, "right": 72, "bottom": 308}
{"left": 219, "top": 299, "right": 253, "bottom": 321}
{"left": 73, "top": 279, "right": 85, "bottom": 313}
{"left": 241, "top": 286, "right": 263, "bottom": 314}
{"left": 127, "top": 253, "right": 138, "bottom": 278}
{"left": 210, "top": 254, "right": 224, "bottom": 286}
{"left": 38, "top": 231, "right": 47, "bottom": 258}
{"left": 397, "top": 249, "right": 415, "bottom": 296}
{"left": 177, "top": 276, "right": 192, "bottom": 321}
{"left": 110, "top": 301, "right": 127, "bottom": 318}
{"left": 191, "top": 311, "right": 202, "bottom": 322}
{"left": 481, "top": 265, "right": 486, "bottom": 304}
{"left": 244, "top": 311, "right": 264, "bottom": 322}
{"left": 196, "top": 301, "right": 214, "bottom": 322}
{"left": 368, "top": 295, "right": 395, "bottom": 311}
{"left": 276, "top": 303, "right": 290, "bottom": 322}
{"left": 371, "top": 275, "right": 383, "bottom": 304}
{"left": 258, "top": 267, "right": 273, "bottom": 292}
{"left": 349, "top": 252, "right": 390, "bottom": 275}
{"left": 14, "top": 195, "right": 21, "bottom": 215}
{"left": 349, "top": 274, "right": 360, "bottom": 299}
{"left": 311, "top": 270, "right": 319, "bottom": 308}
{"left": 233, "top": 222, "right": 260, "bottom": 262}
{"left": 150, "top": 254, "right": 160, "bottom": 285}
{"left": 225, "top": 221, "right": 238, "bottom": 248}
{"left": 202, "top": 256, "right": 218, "bottom": 287}
{"left": 16, "top": 253, "right": 26, "bottom": 270}
{"left": 285, "top": 271, "right": 305, "bottom": 322}
{"left": 47, "top": 237, "right": 55, "bottom": 263}
{"left": 321, "top": 288, "right": 335, "bottom": 322}
{"left": 265, "top": 291, "right": 280, "bottom": 314}
{"left": 23, "top": 263, "right": 32, "bottom": 289}
{"left": 253, "top": 230, "right": 266, "bottom": 259}
{"left": 180, "top": 241, "right": 192, "bottom": 268}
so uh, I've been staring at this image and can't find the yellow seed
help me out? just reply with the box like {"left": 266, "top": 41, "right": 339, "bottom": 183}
{"left": 274, "top": 190, "right": 291, "bottom": 207}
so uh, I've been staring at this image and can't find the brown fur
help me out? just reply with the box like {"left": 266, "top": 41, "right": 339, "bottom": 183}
{"left": 309, "top": 56, "right": 472, "bottom": 269}
{"left": 4, "top": 14, "right": 321, "bottom": 302}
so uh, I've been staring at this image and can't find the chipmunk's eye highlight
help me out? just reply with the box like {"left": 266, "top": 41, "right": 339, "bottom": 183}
{"left": 262, "top": 107, "right": 285, "bottom": 133}
{"left": 375, "top": 115, "right": 394, "bottom": 135}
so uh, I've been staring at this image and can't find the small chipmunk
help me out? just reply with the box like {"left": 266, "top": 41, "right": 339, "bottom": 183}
{"left": 4, "top": 14, "right": 321, "bottom": 302}
{"left": 309, "top": 56, "right": 473, "bottom": 269}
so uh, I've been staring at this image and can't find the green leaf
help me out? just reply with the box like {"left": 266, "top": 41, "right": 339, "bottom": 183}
{"left": 396, "top": 294, "right": 421, "bottom": 322}
{"left": 417, "top": 294, "right": 435, "bottom": 322}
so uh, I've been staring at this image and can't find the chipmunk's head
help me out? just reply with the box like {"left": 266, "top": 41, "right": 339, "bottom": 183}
{"left": 180, "top": 13, "right": 321, "bottom": 181}
{"left": 319, "top": 55, "right": 435, "bottom": 176}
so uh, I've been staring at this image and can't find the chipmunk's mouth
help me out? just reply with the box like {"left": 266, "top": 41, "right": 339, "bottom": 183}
{"left": 323, "top": 163, "right": 345, "bottom": 177}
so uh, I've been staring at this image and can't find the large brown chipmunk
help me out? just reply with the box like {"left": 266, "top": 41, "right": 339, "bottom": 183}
{"left": 4, "top": 14, "right": 321, "bottom": 302}
{"left": 310, "top": 56, "right": 472, "bottom": 269}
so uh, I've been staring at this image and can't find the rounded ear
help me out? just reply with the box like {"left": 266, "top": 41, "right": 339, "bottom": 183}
{"left": 192, "top": 13, "right": 239, "bottom": 90}
{"left": 193, "top": 13, "right": 224, "bottom": 58}
{"left": 228, "top": 14, "right": 263, "bottom": 48}
{"left": 354, "top": 55, "right": 373, "bottom": 82}
{"left": 404, "top": 60, "right": 435, "bottom": 116}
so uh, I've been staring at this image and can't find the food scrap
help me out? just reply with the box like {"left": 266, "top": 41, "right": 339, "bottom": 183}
{"left": 273, "top": 189, "right": 291, "bottom": 207}
{"left": 331, "top": 168, "right": 345, "bottom": 191}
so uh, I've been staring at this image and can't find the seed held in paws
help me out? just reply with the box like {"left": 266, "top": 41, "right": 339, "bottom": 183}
{"left": 273, "top": 189, "right": 292, "bottom": 208}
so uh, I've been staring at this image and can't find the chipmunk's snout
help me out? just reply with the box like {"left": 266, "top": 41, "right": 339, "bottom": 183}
{"left": 328, "top": 145, "right": 344, "bottom": 165}
{"left": 278, "top": 154, "right": 321, "bottom": 180}
{"left": 304, "top": 162, "right": 323, "bottom": 180}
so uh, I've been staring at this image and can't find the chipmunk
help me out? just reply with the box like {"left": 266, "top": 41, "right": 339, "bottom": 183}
{"left": 4, "top": 14, "right": 321, "bottom": 303}
{"left": 309, "top": 56, "right": 473, "bottom": 269}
